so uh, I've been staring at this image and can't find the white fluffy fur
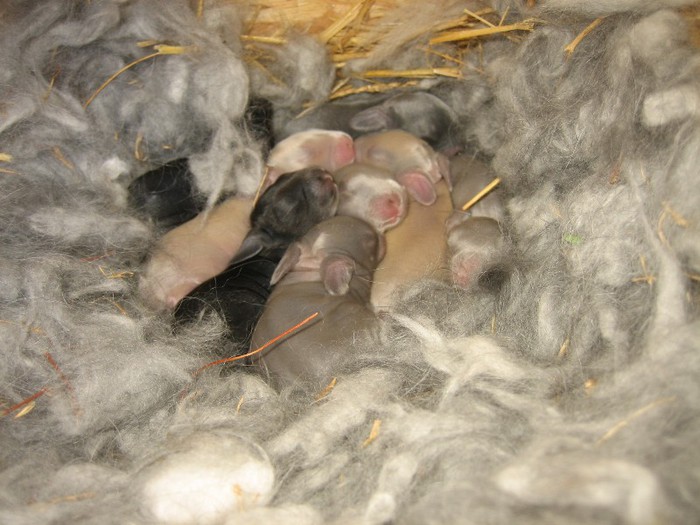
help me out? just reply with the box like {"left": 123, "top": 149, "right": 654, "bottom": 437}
{"left": 1, "top": 1, "right": 699, "bottom": 524}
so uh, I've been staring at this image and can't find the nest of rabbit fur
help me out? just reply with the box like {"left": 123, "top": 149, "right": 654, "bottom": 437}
{"left": 1, "top": 0, "right": 699, "bottom": 524}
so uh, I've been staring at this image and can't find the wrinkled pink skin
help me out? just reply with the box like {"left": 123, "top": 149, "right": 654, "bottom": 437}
{"left": 332, "top": 163, "right": 408, "bottom": 233}
{"left": 251, "top": 216, "right": 384, "bottom": 389}
{"left": 370, "top": 180, "right": 453, "bottom": 311}
{"left": 354, "top": 129, "right": 451, "bottom": 206}
{"left": 266, "top": 129, "right": 355, "bottom": 184}
{"left": 445, "top": 155, "right": 507, "bottom": 289}
{"left": 139, "top": 197, "right": 254, "bottom": 311}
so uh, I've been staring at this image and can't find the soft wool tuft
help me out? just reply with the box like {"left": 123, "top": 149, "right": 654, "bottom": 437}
{"left": 1, "top": 1, "right": 699, "bottom": 524}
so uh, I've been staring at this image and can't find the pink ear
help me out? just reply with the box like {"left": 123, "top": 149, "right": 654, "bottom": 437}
{"left": 370, "top": 192, "right": 405, "bottom": 230}
{"left": 396, "top": 171, "right": 436, "bottom": 206}
{"left": 320, "top": 255, "right": 355, "bottom": 295}
{"left": 331, "top": 137, "right": 355, "bottom": 170}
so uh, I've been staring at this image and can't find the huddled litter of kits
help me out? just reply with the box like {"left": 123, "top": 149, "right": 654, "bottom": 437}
{"left": 1, "top": 1, "right": 699, "bottom": 524}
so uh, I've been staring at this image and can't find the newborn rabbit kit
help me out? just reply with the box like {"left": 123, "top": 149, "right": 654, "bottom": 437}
{"left": 1, "top": 1, "right": 699, "bottom": 524}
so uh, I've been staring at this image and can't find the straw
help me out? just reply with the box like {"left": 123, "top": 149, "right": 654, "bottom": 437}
{"left": 564, "top": 17, "right": 605, "bottom": 57}
{"left": 461, "top": 177, "right": 501, "bottom": 212}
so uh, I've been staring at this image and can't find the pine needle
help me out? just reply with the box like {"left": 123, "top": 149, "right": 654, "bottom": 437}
{"left": 192, "top": 311, "right": 320, "bottom": 377}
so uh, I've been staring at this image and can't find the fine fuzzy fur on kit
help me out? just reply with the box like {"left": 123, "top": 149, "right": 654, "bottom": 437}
{"left": 1, "top": 1, "right": 699, "bottom": 524}
{"left": 173, "top": 167, "right": 339, "bottom": 355}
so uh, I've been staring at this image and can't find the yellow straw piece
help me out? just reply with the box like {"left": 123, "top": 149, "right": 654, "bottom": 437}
{"left": 430, "top": 20, "right": 534, "bottom": 45}
{"left": 360, "top": 67, "right": 462, "bottom": 79}
{"left": 152, "top": 44, "right": 190, "bottom": 55}
{"left": 14, "top": 401, "right": 36, "bottom": 419}
{"left": 241, "top": 35, "right": 287, "bottom": 45}
{"left": 461, "top": 177, "right": 501, "bottom": 212}
{"left": 320, "top": 0, "right": 372, "bottom": 44}
{"left": 362, "top": 418, "right": 382, "bottom": 447}
{"left": 329, "top": 80, "right": 419, "bottom": 100}
{"left": 564, "top": 18, "right": 604, "bottom": 56}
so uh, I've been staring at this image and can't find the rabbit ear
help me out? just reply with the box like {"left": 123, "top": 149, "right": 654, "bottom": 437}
{"left": 350, "top": 106, "right": 393, "bottom": 133}
{"left": 436, "top": 152, "right": 452, "bottom": 189}
{"left": 396, "top": 171, "right": 437, "bottom": 206}
{"left": 376, "top": 233, "right": 387, "bottom": 263}
{"left": 270, "top": 243, "right": 302, "bottom": 285}
{"left": 264, "top": 166, "right": 285, "bottom": 188}
{"left": 320, "top": 254, "right": 356, "bottom": 296}
{"left": 228, "top": 231, "right": 269, "bottom": 267}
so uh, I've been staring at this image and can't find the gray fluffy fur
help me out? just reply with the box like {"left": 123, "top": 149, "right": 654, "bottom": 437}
{"left": 1, "top": 1, "right": 699, "bottom": 524}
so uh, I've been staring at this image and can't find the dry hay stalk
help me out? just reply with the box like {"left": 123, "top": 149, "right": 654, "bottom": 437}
{"left": 460, "top": 176, "right": 501, "bottom": 212}
{"left": 231, "top": 0, "right": 698, "bottom": 106}
{"left": 233, "top": 0, "right": 536, "bottom": 101}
